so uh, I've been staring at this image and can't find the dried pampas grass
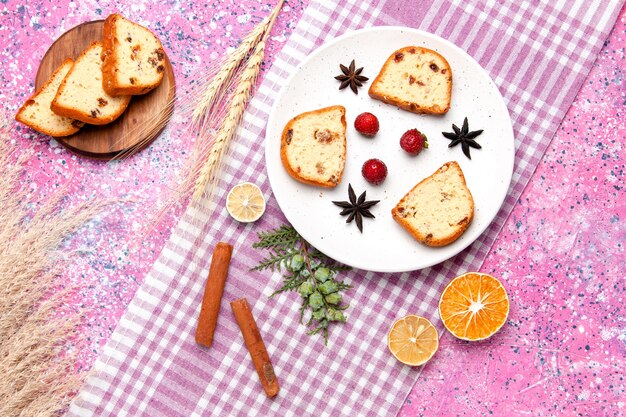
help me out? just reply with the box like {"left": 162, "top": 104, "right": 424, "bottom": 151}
{"left": 0, "top": 113, "right": 110, "bottom": 416}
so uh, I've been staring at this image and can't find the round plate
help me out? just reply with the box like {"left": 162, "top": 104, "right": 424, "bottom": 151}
{"left": 35, "top": 20, "right": 175, "bottom": 160}
{"left": 265, "top": 27, "right": 515, "bottom": 273}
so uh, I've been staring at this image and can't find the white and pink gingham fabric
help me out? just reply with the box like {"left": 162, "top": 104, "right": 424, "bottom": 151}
{"left": 68, "top": 1, "right": 623, "bottom": 416}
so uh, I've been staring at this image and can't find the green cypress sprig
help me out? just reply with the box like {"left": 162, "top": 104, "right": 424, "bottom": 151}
{"left": 269, "top": 272, "right": 307, "bottom": 296}
{"left": 251, "top": 224, "right": 352, "bottom": 345}
{"left": 251, "top": 225, "right": 302, "bottom": 272}
{"left": 251, "top": 250, "right": 297, "bottom": 272}
{"left": 252, "top": 225, "right": 300, "bottom": 252}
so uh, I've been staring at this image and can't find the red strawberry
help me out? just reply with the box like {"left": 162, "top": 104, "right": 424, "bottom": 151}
{"left": 354, "top": 112, "right": 379, "bottom": 137}
{"left": 361, "top": 158, "right": 387, "bottom": 185}
{"left": 400, "top": 129, "right": 429, "bottom": 155}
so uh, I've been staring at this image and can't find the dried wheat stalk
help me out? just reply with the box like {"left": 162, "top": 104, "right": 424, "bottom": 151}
{"left": 191, "top": 11, "right": 273, "bottom": 130}
{"left": 192, "top": 0, "right": 283, "bottom": 200}
{"left": 192, "top": 43, "right": 266, "bottom": 199}
{"left": 112, "top": 99, "right": 176, "bottom": 160}
{"left": 129, "top": 1, "right": 284, "bottom": 234}
{"left": 0, "top": 113, "right": 110, "bottom": 416}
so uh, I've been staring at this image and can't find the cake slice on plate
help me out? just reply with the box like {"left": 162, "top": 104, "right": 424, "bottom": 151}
{"left": 369, "top": 46, "right": 452, "bottom": 115}
{"left": 15, "top": 58, "right": 83, "bottom": 137}
{"left": 102, "top": 14, "right": 166, "bottom": 96}
{"left": 51, "top": 41, "right": 131, "bottom": 125}
{"left": 280, "top": 105, "right": 347, "bottom": 188}
{"left": 392, "top": 161, "right": 473, "bottom": 247}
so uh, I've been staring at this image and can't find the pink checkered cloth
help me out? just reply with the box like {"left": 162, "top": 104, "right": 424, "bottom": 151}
{"left": 68, "top": 1, "right": 623, "bottom": 416}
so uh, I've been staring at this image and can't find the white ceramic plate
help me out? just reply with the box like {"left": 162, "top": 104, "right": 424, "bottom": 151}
{"left": 265, "top": 27, "right": 514, "bottom": 272}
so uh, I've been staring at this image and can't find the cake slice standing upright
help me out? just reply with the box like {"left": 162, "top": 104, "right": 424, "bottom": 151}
{"left": 15, "top": 58, "right": 83, "bottom": 137}
{"left": 102, "top": 14, "right": 166, "bottom": 96}
{"left": 51, "top": 41, "right": 131, "bottom": 125}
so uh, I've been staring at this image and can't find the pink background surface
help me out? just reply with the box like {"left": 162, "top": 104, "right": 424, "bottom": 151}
{"left": 1, "top": 1, "right": 624, "bottom": 416}
{"left": 400, "top": 8, "right": 626, "bottom": 416}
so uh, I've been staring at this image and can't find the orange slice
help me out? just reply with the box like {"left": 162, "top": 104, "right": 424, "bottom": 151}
{"left": 387, "top": 315, "right": 439, "bottom": 366}
{"left": 439, "top": 272, "right": 509, "bottom": 341}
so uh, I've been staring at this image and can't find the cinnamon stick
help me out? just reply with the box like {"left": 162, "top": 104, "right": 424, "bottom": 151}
{"left": 231, "top": 298, "right": 280, "bottom": 398}
{"left": 195, "top": 242, "right": 233, "bottom": 348}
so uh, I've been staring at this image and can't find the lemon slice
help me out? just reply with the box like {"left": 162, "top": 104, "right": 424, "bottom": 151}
{"left": 226, "top": 182, "right": 266, "bottom": 223}
{"left": 388, "top": 315, "right": 439, "bottom": 366}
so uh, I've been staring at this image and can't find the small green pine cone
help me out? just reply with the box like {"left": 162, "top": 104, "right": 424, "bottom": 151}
{"left": 309, "top": 292, "right": 324, "bottom": 310}
{"left": 290, "top": 254, "right": 305, "bottom": 272}
{"left": 314, "top": 267, "right": 331, "bottom": 283}
{"left": 319, "top": 280, "right": 337, "bottom": 295}
{"left": 325, "top": 292, "right": 342, "bottom": 305}
{"left": 298, "top": 281, "right": 313, "bottom": 297}
{"left": 312, "top": 309, "right": 326, "bottom": 321}
{"left": 330, "top": 310, "right": 346, "bottom": 322}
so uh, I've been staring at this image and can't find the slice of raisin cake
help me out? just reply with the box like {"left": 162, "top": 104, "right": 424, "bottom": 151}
{"left": 392, "top": 161, "right": 473, "bottom": 246}
{"left": 102, "top": 14, "right": 166, "bottom": 96}
{"left": 15, "top": 58, "right": 83, "bottom": 137}
{"left": 51, "top": 41, "right": 131, "bottom": 125}
{"left": 280, "top": 106, "right": 347, "bottom": 188}
{"left": 369, "top": 46, "right": 452, "bottom": 115}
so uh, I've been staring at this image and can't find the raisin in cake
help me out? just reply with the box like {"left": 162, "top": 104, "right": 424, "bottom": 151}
{"left": 280, "top": 106, "right": 346, "bottom": 188}
{"left": 392, "top": 161, "right": 473, "bottom": 246}
{"left": 369, "top": 46, "right": 452, "bottom": 115}
{"left": 102, "top": 14, "right": 166, "bottom": 96}
{"left": 51, "top": 41, "right": 131, "bottom": 125}
{"left": 15, "top": 58, "right": 83, "bottom": 137}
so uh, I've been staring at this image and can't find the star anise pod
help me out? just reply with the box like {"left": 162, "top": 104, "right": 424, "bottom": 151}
{"left": 334, "top": 60, "right": 369, "bottom": 94}
{"left": 442, "top": 117, "right": 484, "bottom": 159}
{"left": 332, "top": 184, "right": 379, "bottom": 233}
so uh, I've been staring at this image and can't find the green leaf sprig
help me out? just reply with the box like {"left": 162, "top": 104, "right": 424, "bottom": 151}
{"left": 251, "top": 225, "right": 352, "bottom": 345}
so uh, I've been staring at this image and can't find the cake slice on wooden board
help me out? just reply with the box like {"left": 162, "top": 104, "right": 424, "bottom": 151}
{"left": 280, "top": 105, "right": 347, "bottom": 188}
{"left": 102, "top": 14, "right": 166, "bottom": 96}
{"left": 392, "top": 161, "right": 473, "bottom": 247}
{"left": 15, "top": 58, "right": 84, "bottom": 137}
{"left": 51, "top": 41, "right": 131, "bottom": 125}
{"left": 369, "top": 46, "right": 452, "bottom": 115}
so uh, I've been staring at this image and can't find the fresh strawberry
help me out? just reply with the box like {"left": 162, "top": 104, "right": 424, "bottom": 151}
{"left": 361, "top": 158, "right": 387, "bottom": 185}
{"left": 400, "top": 128, "right": 429, "bottom": 155}
{"left": 354, "top": 112, "right": 379, "bottom": 137}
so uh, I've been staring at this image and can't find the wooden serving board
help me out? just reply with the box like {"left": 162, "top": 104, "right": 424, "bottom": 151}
{"left": 35, "top": 20, "right": 175, "bottom": 160}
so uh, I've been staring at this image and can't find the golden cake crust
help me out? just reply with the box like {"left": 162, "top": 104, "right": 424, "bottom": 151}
{"left": 369, "top": 46, "right": 452, "bottom": 115}
{"left": 102, "top": 14, "right": 166, "bottom": 96}
{"left": 51, "top": 41, "right": 131, "bottom": 125}
{"left": 280, "top": 105, "right": 347, "bottom": 188}
{"left": 15, "top": 58, "right": 84, "bottom": 137}
{"left": 392, "top": 161, "right": 474, "bottom": 246}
